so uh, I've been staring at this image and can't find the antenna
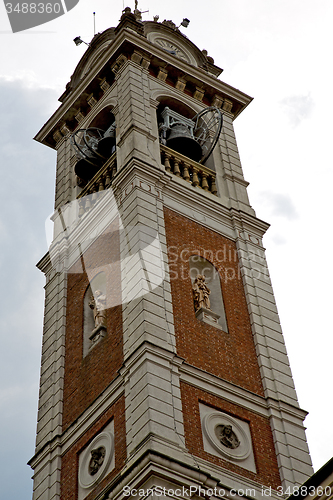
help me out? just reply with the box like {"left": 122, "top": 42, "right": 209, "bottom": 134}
{"left": 93, "top": 11, "right": 96, "bottom": 35}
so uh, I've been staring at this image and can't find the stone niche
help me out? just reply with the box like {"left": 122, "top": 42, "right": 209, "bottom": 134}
{"left": 189, "top": 256, "right": 228, "bottom": 332}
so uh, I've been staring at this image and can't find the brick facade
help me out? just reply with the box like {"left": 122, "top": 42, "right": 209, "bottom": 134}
{"left": 63, "top": 218, "right": 123, "bottom": 430}
{"left": 61, "top": 395, "right": 126, "bottom": 500}
{"left": 164, "top": 208, "right": 264, "bottom": 396}
{"left": 180, "top": 382, "right": 281, "bottom": 488}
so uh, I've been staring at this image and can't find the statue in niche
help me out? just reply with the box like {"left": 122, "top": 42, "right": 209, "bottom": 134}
{"left": 88, "top": 446, "right": 106, "bottom": 476}
{"left": 217, "top": 424, "right": 240, "bottom": 449}
{"left": 192, "top": 274, "right": 211, "bottom": 311}
{"left": 89, "top": 290, "right": 107, "bottom": 329}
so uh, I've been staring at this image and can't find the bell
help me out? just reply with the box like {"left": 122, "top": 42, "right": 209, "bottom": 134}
{"left": 97, "top": 127, "right": 116, "bottom": 159}
{"left": 74, "top": 158, "right": 101, "bottom": 183}
{"left": 166, "top": 122, "right": 202, "bottom": 162}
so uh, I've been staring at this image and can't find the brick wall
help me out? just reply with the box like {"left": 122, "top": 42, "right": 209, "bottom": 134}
{"left": 61, "top": 395, "right": 126, "bottom": 500}
{"left": 63, "top": 218, "right": 123, "bottom": 430}
{"left": 164, "top": 208, "right": 264, "bottom": 396}
{"left": 181, "top": 382, "right": 281, "bottom": 488}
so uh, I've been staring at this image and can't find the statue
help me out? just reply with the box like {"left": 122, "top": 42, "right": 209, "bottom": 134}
{"left": 88, "top": 446, "right": 106, "bottom": 475}
{"left": 218, "top": 424, "right": 240, "bottom": 449}
{"left": 134, "top": 0, "right": 142, "bottom": 20}
{"left": 89, "top": 290, "right": 107, "bottom": 329}
{"left": 192, "top": 274, "right": 211, "bottom": 311}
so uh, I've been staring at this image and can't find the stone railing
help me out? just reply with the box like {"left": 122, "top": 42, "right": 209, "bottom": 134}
{"left": 160, "top": 145, "right": 217, "bottom": 195}
{"left": 76, "top": 153, "right": 117, "bottom": 214}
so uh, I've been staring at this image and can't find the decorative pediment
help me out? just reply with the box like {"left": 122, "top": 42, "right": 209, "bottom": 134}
{"left": 62, "top": 28, "right": 116, "bottom": 99}
{"left": 144, "top": 21, "right": 223, "bottom": 77}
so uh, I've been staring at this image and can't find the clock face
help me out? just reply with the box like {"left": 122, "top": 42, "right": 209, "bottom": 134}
{"left": 154, "top": 38, "right": 189, "bottom": 62}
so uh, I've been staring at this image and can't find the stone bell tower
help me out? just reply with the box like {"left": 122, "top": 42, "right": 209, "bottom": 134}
{"left": 29, "top": 7, "right": 313, "bottom": 500}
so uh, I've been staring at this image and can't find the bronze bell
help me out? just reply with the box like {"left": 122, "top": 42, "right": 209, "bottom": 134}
{"left": 96, "top": 127, "right": 116, "bottom": 159}
{"left": 166, "top": 122, "right": 202, "bottom": 162}
{"left": 74, "top": 152, "right": 102, "bottom": 183}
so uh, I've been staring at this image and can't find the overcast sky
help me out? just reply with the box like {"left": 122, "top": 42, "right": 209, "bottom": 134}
{"left": 0, "top": 1, "right": 332, "bottom": 499}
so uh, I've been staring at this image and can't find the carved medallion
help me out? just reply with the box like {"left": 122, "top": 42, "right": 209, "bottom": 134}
{"left": 215, "top": 424, "right": 240, "bottom": 449}
{"left": 78, "top": 429, "right": 114, "bottom": 492}
{"left": 88, "top": 446, "right": 106, "bottom": 476}
{"left": 201, "top": 410, "right": 252, "bottom": 463}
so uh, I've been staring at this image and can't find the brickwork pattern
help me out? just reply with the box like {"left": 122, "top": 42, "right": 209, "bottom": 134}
{"left": 164, "top": 208, "right": 264, "bottom": 396}
{"left": 61, "top": 395, "right": 126, "bottom": 500}
{"left": 63, "top": 218, "right": 123, "bottom": 430}
{"left": 181, "top": 382, "right": 281, "bottom": 488}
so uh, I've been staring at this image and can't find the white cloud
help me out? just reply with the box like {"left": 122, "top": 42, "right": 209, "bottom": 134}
{"left": 259, "top": 191, "right": 299, "bottom": 219}
{"left": 280, "top": 93, "right": 315, "bottom": 127}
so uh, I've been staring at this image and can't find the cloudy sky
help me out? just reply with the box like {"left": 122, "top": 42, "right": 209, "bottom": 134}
{"left": 0, "top": 1, "right": 332, "bottom": 498}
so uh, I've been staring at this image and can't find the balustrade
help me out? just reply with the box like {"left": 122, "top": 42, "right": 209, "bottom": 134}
{"left": 77, "top": 153, "right": 117, "bottom": 216}
{"left": 160, "top": 145, "right": 217, "bottom": 195}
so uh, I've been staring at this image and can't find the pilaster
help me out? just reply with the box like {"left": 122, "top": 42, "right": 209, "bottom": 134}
{"left": 35, "top": 254, "right": 67, "bottom": 453}
{"left": 114, "top": 161, "right": 175, "bottom": 359}
{"left": 121, "top": 344, "right": 186, "bottom": 461}
{"left": 113, "top": 60, "right": 161, "bottom": 170}
{"left": 230, "top": 210, "right": 313, "bottom": 486}
{"left": 54, "top": 135, "right": 73, "bottom": 210}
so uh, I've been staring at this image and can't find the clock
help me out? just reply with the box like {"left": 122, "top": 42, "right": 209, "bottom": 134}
{"left": 153, "top": 38, "right": 190, "bottom": 63}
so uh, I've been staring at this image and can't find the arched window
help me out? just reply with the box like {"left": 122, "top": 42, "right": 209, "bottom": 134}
{"left": 156, "top": 98, "right": 217, "bottom": 172}
{"left": 83, "top": 272, "right": 107, "bottom": 356}
{"left": 189, "top": 256, "right": 228, "bottom": 332}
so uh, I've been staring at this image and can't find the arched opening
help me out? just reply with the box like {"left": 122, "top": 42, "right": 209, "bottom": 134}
{"left": 157, "top": 97, "right": 196, "bottom": 122}
{"left": 189, "top": 255, "right": 227, "bottom": 332}
{"left": 72, "top": 106, "right": 116, "bottom": 185}
{"left": 156, "top": 97, "right": 218, "bottom": 170}
{"left": 89, "top": 106, "right": 115, "bottom": 132}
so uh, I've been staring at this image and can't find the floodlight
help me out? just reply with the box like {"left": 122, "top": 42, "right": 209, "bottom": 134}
{"left": 180, "top": 18, "right": 190, "bottom": 28}
{"left": 73, "top": 36, "right": 83, "bottom": 46}
{"left": 73, "top": 36, "right": 89, "bottom": 46}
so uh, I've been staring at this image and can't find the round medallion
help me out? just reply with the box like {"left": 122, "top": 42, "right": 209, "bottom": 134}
{"left": 79, "top": 431, "right": 114, "bottom": 489}
{"left": 202, "top": 413, "right": 251, "bottom": 461}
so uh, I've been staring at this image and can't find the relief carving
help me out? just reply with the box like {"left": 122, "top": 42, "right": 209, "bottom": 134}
{"left": 216, "top": 424, "right": 240, "bottom": 449}
{"left": 88, "top": 446, "right": 106, "bottom": 476}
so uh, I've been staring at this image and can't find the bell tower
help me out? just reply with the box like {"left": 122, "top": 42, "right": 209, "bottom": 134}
{"left": 29, "top": 7, "right": 313, "bottom": 500}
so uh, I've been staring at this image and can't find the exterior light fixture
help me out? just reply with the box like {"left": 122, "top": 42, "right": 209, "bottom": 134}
{"left": 180, "top": 18, "right": 190, "bottom": 28}
{"left": 73, "top": 36, "right": 89, "bottom": 46}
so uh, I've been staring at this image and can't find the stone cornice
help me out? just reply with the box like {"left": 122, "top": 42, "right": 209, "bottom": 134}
{"left": 36, "top": 251, "right": 51, "bottom": 273}
{"left": 180, "top": 362, "right": 309, "bottom": 424}
{"left": 162, "top": 169, "right": 270, "bottom": 243}
{"left": 28, "top": 375, "right": 124, "bottom": 468}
